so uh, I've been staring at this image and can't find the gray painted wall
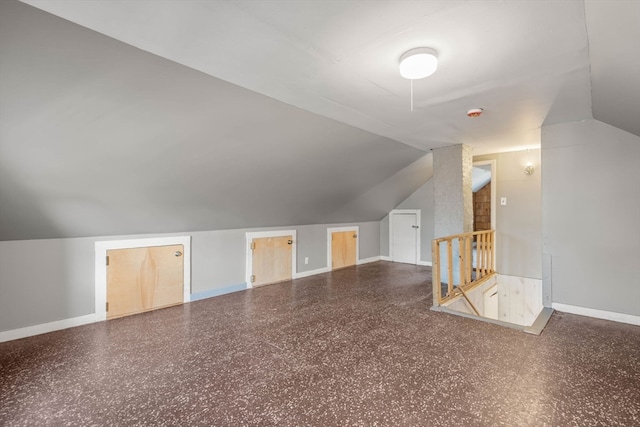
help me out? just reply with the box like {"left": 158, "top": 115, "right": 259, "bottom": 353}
{"left": 474, "top": 149, "right": 543, "bottom": 279}
{"left": 542, "top": 119, "right": 640, "bottom": 316}
{"left": 0, "top": 221, "right": 380, "bottom": 332}
{"left": 383, "top": 149, "right": 542, "bottom": 277}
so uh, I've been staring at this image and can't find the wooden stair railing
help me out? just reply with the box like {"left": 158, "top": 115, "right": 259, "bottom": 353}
{"left": 432, "top": 229, "right": 496, "bottom": 307}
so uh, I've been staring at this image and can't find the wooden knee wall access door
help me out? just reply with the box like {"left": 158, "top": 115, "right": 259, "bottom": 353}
{"left": 331, "top": 231, "right": 357, "bottom": 270}
{"left": 106, "top": 244, "right": 184, "bottom": 319}
{"left": 250, "top": 236, "right": 293, "bottom": 287}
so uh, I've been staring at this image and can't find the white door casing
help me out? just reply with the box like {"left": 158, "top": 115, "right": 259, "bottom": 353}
{"left": 245, "top": 230, "right": 297, "bottom": 288}
{"left": 95, "top": 236, "right": 191, "bottom": 322}
{"left": 326, "top": 226, "right": 359, "bottom": 269}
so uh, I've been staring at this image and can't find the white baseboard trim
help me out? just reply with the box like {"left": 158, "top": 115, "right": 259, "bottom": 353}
{"left": 293, "top": 267, "right": 330, "bottom": 279}
{"left": 377, "top": 257, "right": 430, "bottom": 266}
{"left": 190, "top": 283, "right": 248, "bottom": 301}
{"left": 357, "top": 256, "right": 382, "bottom": 265}
{"left": 0, "top": 313, "right": 99, "bottom": 343}
{"left": 552, "top": 303, "right": 640, "bottom": 326}
{"left": 295, "top": 256, "right": 382, "bottom": 278}
{"left": 0, "top": 254, "right": 406, "bottom": 343}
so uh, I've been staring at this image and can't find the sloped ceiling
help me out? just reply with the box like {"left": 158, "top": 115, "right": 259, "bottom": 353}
{"left": 19, "top": 0, "right": 598, "bottom": 153}
{"left": 1, "top": 0, "right": 638, "bottom": 241}
{"left": 584, "top": 0, "right": 640, "bottom": 137}
{"left": 0, "top": 0, "right": 427, "bottom": 240}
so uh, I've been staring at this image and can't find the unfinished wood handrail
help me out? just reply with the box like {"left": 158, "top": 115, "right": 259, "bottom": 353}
{"left": 432, "top": 229, "right": 496, "bottom": 306}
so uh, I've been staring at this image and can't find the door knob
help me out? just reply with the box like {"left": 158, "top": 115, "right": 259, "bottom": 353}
{"left": 288, "top": 240, "right": 293, "bottom": 245}
{"left": 174, "top": 251, "right": 182, "bottom": 257}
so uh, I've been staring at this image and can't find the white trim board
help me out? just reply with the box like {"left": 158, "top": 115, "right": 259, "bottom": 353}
{"left": 95, "top": 236, "right": 192, "bottom": 322}
{"left": 473, "top": 160, "right": 497, "bottom": 231}
{"left": 296, "top": 256, "right": 381, "bottom": 278}
{"left": 357, "top": 256, "right": 382, "bottom": 265}
{"left": 0, "top": 313, "right": 98, "bottom": 343}
{"left": 327, "top": 226, "right": 359, "bottom": 269}
{"left": 294, "top": 266, "right": 330, "bottom": 279}
{"left": 389, "top": 209, "right": 421, "bottom": 265}
{"left": 552, "top": 303, "right": 640, "bottom": 326}
{"left": 245, "top": 230, "right": 297, "bottom": 288}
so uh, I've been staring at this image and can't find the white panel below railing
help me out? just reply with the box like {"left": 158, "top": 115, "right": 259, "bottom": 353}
{"left": 443, "top": 274, "right": 543, "bottom": 327}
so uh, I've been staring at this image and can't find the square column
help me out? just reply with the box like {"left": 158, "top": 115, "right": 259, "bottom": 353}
{"left": 433, "top": 144, "right": 473, "bottom": 238}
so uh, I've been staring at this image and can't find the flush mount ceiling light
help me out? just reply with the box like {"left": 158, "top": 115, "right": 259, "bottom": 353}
{"left": 399, "top": 47, "right": 438, "bottom": 111}
{"left": 399, "top": 47, "right": 438, "bottom": 79}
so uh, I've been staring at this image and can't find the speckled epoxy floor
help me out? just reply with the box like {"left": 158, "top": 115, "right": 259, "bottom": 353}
{"left": 1, "top": 262, "right": 639, "bottom": 426}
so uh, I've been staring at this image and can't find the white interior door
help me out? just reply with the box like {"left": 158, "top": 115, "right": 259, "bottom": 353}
{"left": 392, "top": 212, "right": 418, "bottom": 264}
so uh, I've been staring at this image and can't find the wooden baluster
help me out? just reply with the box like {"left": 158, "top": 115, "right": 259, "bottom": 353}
{"left": 478, "top": 232, "right": 484, "bottom": 278}
{"left": 432, "top": 239, "right": 441, "bottom": 305}
{"left": 488, "top": 231, "right": 494, "bottom": 272}
{"left": 459, "top": 237, "right": 465, "bottom": 287}
{"left": 466, "top": 235, "right": 472, "bottom": 285}
{"left": 447, "top": 240, "right": 454, "bottom": 297}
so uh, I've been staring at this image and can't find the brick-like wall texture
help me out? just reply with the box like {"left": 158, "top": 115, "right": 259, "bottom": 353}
{"left": 473, "top": 182, "right": 491, "bottom": 231}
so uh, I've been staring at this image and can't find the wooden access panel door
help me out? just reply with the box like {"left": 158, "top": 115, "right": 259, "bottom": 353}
{"left": 107, "top": 244, "right": 184, "bottom": 319}
{"left": 331, "top": 231, "right": 357, "bottom": 270}
{"left": 252, "top": 236, "right": 293, "bottom": 287}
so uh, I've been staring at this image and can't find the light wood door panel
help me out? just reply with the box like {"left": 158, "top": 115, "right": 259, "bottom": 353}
{"left": 252, "top": 236, "right": 292, "bottom": 287}
{"left": 107, "top": 244, "right": 184, "bottom": 319}
{"left": 331, "top": 231, "right": 356, "bottom": 270}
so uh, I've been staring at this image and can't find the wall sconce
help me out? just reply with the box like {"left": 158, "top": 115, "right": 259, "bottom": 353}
{"left": 524, "top": 162, "right": 535, "bottom": 175}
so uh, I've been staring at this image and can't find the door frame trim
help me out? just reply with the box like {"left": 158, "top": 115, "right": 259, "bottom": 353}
{"left": 389, "top": 209, "right": 421, "bottom": 264}
{"left": 245, "top": 230, "right": 297, "bottom": 288}
{"left": 473, "top": 160, "right": 497, "bottom": 231}
{"left": 327, "top": 226, "right": 359, "bottom": 270}
{"left": 95, "top": 236, "right": 192, "bottom": 322}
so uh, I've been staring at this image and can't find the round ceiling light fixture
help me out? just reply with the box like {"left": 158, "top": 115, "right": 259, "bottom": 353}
{"left": 399, "top": 47, "right": 438, "bottom": 79}
{"left": 467, "top": 108, "right": 484, "bottom": 118}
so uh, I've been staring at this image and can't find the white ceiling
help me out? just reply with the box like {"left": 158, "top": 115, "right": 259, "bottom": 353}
{"left": 22, "top": 0, "right": 638, "bottom": 155}
{"left": 2, "top": 1, "right": 638, "bottom": 241}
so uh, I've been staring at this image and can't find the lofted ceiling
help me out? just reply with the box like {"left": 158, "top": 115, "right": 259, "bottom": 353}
{"left": 1, "top": 0, "right": 638, "bottom": 241}
{"left": 18, "top": 0, "right": 640, "bottom": 151}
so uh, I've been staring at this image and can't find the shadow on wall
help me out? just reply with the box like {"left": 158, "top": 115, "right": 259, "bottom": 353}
{"left": 0, "top": 168, "right": 64, "bottom": 241}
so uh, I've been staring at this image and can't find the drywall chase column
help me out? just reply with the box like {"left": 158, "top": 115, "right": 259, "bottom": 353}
{"left": 433, "top": 144, "right": 473, "bottom": 237}
{"left": 432, "top": 144, "right": 473, "bottom": 306}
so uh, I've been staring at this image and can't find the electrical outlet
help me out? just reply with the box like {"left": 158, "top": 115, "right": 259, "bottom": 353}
{"left": 500, "top": 197, "right": 507, "bottom": 206}
{"left": 304, "top": 257, "right": 309, "bottom": 265}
